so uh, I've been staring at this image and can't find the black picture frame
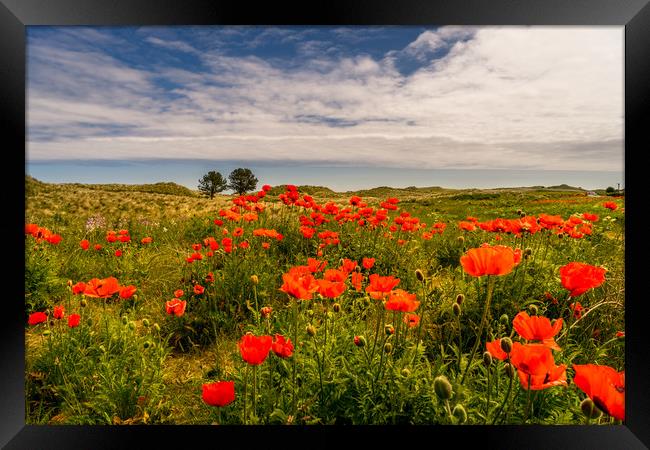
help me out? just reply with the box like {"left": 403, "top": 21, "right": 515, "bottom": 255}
{"left": 3, "top": 0, "right": 649, "bottom": 448}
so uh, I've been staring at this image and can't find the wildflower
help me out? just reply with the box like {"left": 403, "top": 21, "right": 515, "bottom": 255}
{"left": 559, "top": 262, "right": 606, "bottom": 297}
{"left": 365, "top": 274, "right": 400, "bottom": 300}
{"left": 280, "top": 271, "right": 319, "bottom": 300}
{"left": 260, "top": 306, "right": 273, "bottom": 318}
{"left": 271, "top": 334, "right": 294, "bottom": 358}
{"left": 340, "top": 259, "right": 357, "bottom": 274}
{"left": 165, "top": 299, "right": 186, "bottom": 317}
{"left": 573, "top": 364, "right": 624, "bottom": 420}
{"left": 202, "top": 381, "right": 236, "bottom": 407}
{"left": 351, "top": 271, "right": 363, "bottom": 291}
{"left": 570, "top": 302, "right": 584, "bottom": 319}
{"left": 433, "top": 375, "right": 453, "bottom": 400}
{"left": 53, "top": 305, "right": 65, "bottom": 320}
{"left": 80, "top": 239, "right": 90, "bottom": 250}
{"left": 84, "top": 277, "right": 121, "bottom": 298}
{"left": 28, "top": 311, "right": 47, "bottom": 325}
{"left": 316, "top": 279, "right": 346, "bottom": 298}
{"left": 323, "top": 269, "right": 347, "bottom": 282}
{"left": 94, "top": 244, "right": 102, "bottom": 251}
{"left": 68, "top": 314, "right": 81, "bottom": 328}
{"left": 460, "top": 245, "right": 521, "bottom": 277}
{"left": 512, "top": 311, "right": 563, "bottom": 350}
{"left": 404, "top": 313, "right": 420, "bottom": 328}
{"left": 238, "top": 333, "right": 272, "bottom": 365}
{"left": 509, "top": 342, "right": 567, "bottom": 390}
{"left": 115, "top": 250, "right": 123, "bottom": 257}
{"left": 206, "top": 272, "right": 215, "bottom": 283}
{"left": 194, "top": 284, "right": 205, "bottom": 295}
{"left": 174, "top": 289, "right": 184, "bottom": 298}
{"left": 384, "top": 289, "right": 420, "bottom": 312}
{"left": 362, "top": 257, "right": 375, "bottom": 270}
{"left": 119, "top": 285, "right": 137, "bottom": 299}
{"left": 141, "top": 237, "right": 153, "bottom": 244}
{"left": 603, "top": 201, "right": 618, "bottom": 211}
{"left": 72, "top": 281, "right": 86, "bottom": 295}
{"left": 354, "top": 335, "right": 366, "bottom": 347}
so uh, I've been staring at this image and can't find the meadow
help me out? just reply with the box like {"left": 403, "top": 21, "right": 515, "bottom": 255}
{"left": 24, "top": 176, "right": 625, "bottom": 425}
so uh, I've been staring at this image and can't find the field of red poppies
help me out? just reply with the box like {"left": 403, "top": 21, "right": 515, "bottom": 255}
{"left": 24, "top": 182, "right": 625, "bottom": 425}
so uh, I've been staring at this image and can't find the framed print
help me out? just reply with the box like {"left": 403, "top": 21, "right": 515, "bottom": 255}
{"left": 3, "top": 0, "right": 649, "bottom": 448}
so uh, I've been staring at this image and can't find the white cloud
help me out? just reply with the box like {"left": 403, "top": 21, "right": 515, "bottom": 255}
{"left": 27, "top": 26, "right": 624, "bottom": 172}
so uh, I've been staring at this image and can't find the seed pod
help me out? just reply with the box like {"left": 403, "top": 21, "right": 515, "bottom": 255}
{"left": 143, "top": 341, "right": 151, "bottom": 349}
{"left": 415, "top": 269, "right": 425, "bottom": 282}
{"left": 504, "top": 363, "right": 515, "bottom": 379}
{"left": 457, "top": 236, "right": 465, "bottom": 244}
{"left": 401, "top": 368, "right": 411, "bottom": 377}
{"left": 332, "top": 303, "right": 341, "bottom": 313}
{"left": 80, "top": 299, "right": 88, "bottom": 308}
{"left": 142, "top": 318, "right": 150, "bottom": 327}
{"left": 121, "top": 315, "right": 129, "bottom": 325}
{"left": 433, "top": 375, "right": 453, "bottom": 400}
{"left": 42, "top": 329, "right": 51, "bottom": 337}
{"left": 524, "top": 248, "right": 532, "bottom": 257}
{"left": 528, "top": 304, "right": 538, "bottom": 315}
{"left": 452, "top": 303, "right": 461, "bottom": 317}
{"left": 499, "top": 314, "right": 509, "bottom": 325}
{"left": 580, "top": 398, "right": 602, "bottom": 419}
{"left": 128, "top": 321, "right": 136, "bottom": 330}
{"left": 153, "top": 323, "right": 161, "bottom": 333}
{"left": 452, "top": 404, "right": 467, "bottom": 423}
{"left": 456, "top": 294, "right": 465, "bottom": 305}
{"left": 306, "top": 324, "right": 316, "bottom": 336}
{"left": 385, "top": 324, "right": 395, "bottom": 336}
{"left": 482, "top": 351, "right": 493, "bottom": 367}
{"left": 250, "top": 275, "right": 259, "bottom": 285}
{"left": 500, "top": 337, "right": 513, "bottom": 354}
{"left": 383, "top": 343, "right": 393, "bottom": 354}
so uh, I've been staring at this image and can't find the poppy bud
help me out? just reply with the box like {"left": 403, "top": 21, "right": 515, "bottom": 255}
{"left": 306, "top": 324, "right": 316, "bottom": 336}
{"left": 260, "top": 306, "right": 273, "bottom": 318}
{"left": 142, "top": 318, "right": 150, "bottom": 327}
{"left": 433, "top": 375, "right": 453, "bottom": 400}
{"left": 504, "top": 363, "right": 515, "bottom": 378}
{"left": 355, "top": 265, "right": 362, "bottom": 273}
{"left": 67, "top": 280, "right": 73, "bottom": 287}
{"left": 99, "top": 345, "right": 106, "bottom": 353}
{"left": 516, "top": 209, "right": 522, "bottom": 216}
{"left": 307, "top": 309, "right": 314, "bottom": 318}
{"left": 524, "top": 248, "right": 532, "bottom": 257}
{"left": 121, "top": 315, "right": 129, "bottom": 325}
{"left": 457, "top": 236, "right": 465, "bottom": 244}
{"left": 332, "top": 303, "right": 341, "bottom": 313}
{"left": 528, "top": 304, "right": 538, "bottom": 315}
{"left": 401, "top": 368, "right": 411, "bottom": 377}
{"left": 452, "top": 303, "right": 461, "bottom": 317}
{"left": 385, "top": 324, "right": 395, "bottom": 336}
{"left": 250, "top": 275, "right": 259, "bottom": 285}
{"left": 452, "top": 404, "right": 467, "bottom": 423}
{"left": 415, "top": 269, "right": 425, "bottom": 282}
{"left": 42, "top": 329, "right": 51, "bottom": 337}
{"left": 153, "top": 323, "right": 161, "bottom": 333}
{"left": 500, "top": 337, "right": 513, "bottom": 354}
{"left": 483, "top": 351, "right": 493, "bottom": 367}
{"left": 557, "top": 233, "right": 564, "bottom": 239}
{"left": 86, "top": 318, "right": 93, "bottom": 327}
{"left": 143, "top": 341, "right": 151, "bottom": 349}
{"left": 456, "top": 294, "right": 464, "bottom": 305}
{"left": 499, "top": 314, "right": 509, "bottom": 325}
{"left": 80, "top": 299, "right": 88, "bottom": 308}
{"left": 128, "top": 321, "right": 136, "bottom": 330}
{"left": 354, "top": 335, "right": 366, "bottom": 347}
{"left": 580, "top": 398, "right": 602, "bottom": 419}
{"left": 384, "top": 343, "right": 393, "bottom": 354}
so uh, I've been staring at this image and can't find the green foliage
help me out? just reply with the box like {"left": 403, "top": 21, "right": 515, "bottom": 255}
{"left": 198, "top": 171, "right": 228, "bottom": 199}
{"left": 228, "top": 168, "right": 258, "bottom": 195}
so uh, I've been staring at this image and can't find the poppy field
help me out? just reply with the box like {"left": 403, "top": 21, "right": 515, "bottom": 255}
{"left": 24, "top": 179, "right": 625, "bottom": 425}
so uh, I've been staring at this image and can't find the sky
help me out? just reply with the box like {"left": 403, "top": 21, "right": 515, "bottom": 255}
{"left": 26, "top": 26, "right": 624, "bottom": 191}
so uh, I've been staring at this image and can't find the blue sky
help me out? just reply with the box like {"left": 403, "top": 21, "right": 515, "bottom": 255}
{"left": 26, "top": 26, "right": 623, "bottom": 190}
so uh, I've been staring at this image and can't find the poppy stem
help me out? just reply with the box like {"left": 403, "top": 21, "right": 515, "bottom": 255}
{"left": 252, "top": 365, "right": 257, "bottom": 422}
{"left": 253, "top": 284, "right": 259, "bottom": 328}
{"left": 445, "top": 399, "right": 453, "bottom": 422}
{"left": 292, "top": 297, "right": 298, "bottom": 415}
{"left": 460, "top": 276, "right": 495, "bottom": 385}
{"left": 491, "top": 362, "right": 513, "bottom": 424}
{"left": 524, "top": 375, "right": 532, "bottom": 423}
{"left": 485, "top": 366, "right": 491, "bottom": 423}
{"left": 243, "top": 365, "right": 248, "bottom": 424}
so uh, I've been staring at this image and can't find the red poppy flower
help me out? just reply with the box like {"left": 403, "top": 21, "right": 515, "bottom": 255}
{"left": 340, "top": 259, "right": 358, "bottom": 274}
{"left": 316, "top": 279, "right": 346, "bottom": 298}
{"left": 53, "top": 305, "right": 65, "bottom": 320}
{"left": 141, "top": 237, "right": 153, "bottom": 244}
{"left": 280, "top": 271, "right": 319, "bottom": 300}
{"left": 458, "top": 221, "right": 476, "bottom": 232}
{"left": 362, "top": 257, "right": 375, "bottom": 270}
{"left": 323, "top": 269, "right": 347, "bottom": 282}
{"left": 573, "top": 364, "right": 624, "bottom": 420}
{"left": 115, "top": 250, "right": 123, "bottom": 257}
{"left": 307, "top": 258, "right": 327, "bottom": 273}
{"left": 485, "top": 339, "right": 508, "bottom": 361}
{"left": 460, "top": 245, "right": 521, "bottom": 277}
{"left": 512, "top": 311, "right": 563, "bottom": 351}
{"left": 68, "top": 314, "right": 81, "bottom": 328}
{"left": 570, "top": 302, "right": 584, "bottom": 319}
{"left": 118, "top": 235, "right": 130, "bottom": 243}
{"left": 516, "top": 362, "right": 567, "bottom": 391}
{"left": 106, "top": 234, "right": 117, "bottom": 243}
{"left": 28, "top": 311, "right": 47, "bottom": 325}
{"left": 559, "top": 262, "right": 606, "bottom": 297}
{"left": 71, "top": 282, "right": 86, "bottom": 295}
{"left": 119, "top": 285, "right": 137, "bottom": 299}
{"left": 238, "top": 333, "right": 273, "bottom": 365}
{"left": 205, "top": 272, "right": 214, "bottom": 283}
{"left": 174, "top": 289, "right": 184, "bottom": 298}
{"left": 404, "top": 313, "right": 420, "bottom": 328}
{"left": 84, "top": 277, "right": 121, "bottom": 298}
{"left": 271, "top": 334, "right": 294, "bottom": 358}
{"left": 202, "top": 381, "right": 235, "bottom": 407}
{"left": 262, "top": 242, "right": 270, "bottom": 250}
{"left": 80, "top": 239, "right": 90, "bottom": 250}
{"left": 510, "top": 342, "right": 567, "bottom": 390}
{"left": 165, "top": 299, "right": 186, "bottom": 317}
{"left": 582, "top": 213, "right": 599, "bottom": 222}
{"left": 25, "top": 223, "right": 38, "bottom": 235}
{"left": 94, "top": 244, "right": 102, "bottom": 251}
{"left": 384, "top": 289, "right": 420, "bottom": 312}
{"left": 46, "top": 234, "right": 62, "bottom": 245}
{"left": 366, "top": 274, "right": 400, "bottom": 300}
{"left": 603, "top": 202, "right": 618, "bottom": 211}
{"left": 194, "top": 284, "right": 205, "bottom": 295}
{"left": 233, "top": 227, "right": 244, "bottom": 237}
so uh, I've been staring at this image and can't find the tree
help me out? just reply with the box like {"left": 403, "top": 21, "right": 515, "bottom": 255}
{"left": 605, "top": 186, "right": 615, "bottom": 194}
{"left": 228, "top": 168, "right": 258, "bottom": 195}
{"left": 198, "top": 171, "right": 228, "bottom": 199}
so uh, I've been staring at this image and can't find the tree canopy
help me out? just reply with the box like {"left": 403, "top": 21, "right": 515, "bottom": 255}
{"left": 198, "top": 171, "right": 228, "bottom": 199}
{"left": 228, "top": 168, "right": 258, "bottom": 195}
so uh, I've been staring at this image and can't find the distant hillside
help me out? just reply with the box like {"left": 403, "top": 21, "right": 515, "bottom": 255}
{"left": 348, "top": 186, "right": 444, "bottom": 198}
{"left": 267, "top": 185, "right": 338, "bottom": 197}
{"left": 26, "top": 177, "right": 197, "bottom": 197}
